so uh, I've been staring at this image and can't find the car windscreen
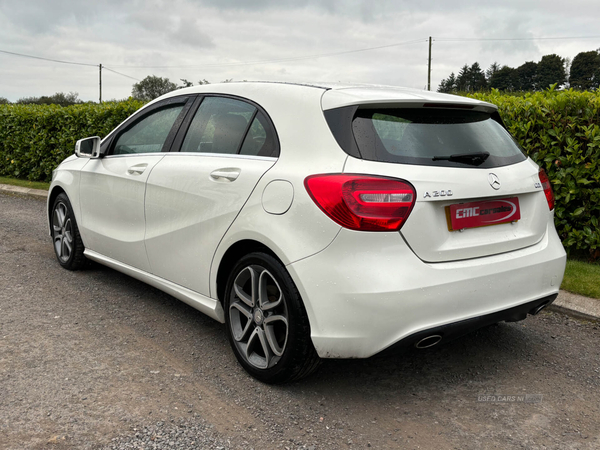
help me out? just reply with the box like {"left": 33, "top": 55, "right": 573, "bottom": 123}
{"left": 349, "top": 108, "right": 527, "bottom": 168}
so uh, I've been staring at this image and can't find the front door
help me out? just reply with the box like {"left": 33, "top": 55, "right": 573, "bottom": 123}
{"left": 79, "top": 97, "right": 191, "bottom": 272}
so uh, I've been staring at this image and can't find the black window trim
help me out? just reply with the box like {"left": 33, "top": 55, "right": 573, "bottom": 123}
{"left": 101, "top": 95, "right": 196, "bottom": 157}
{"left": 236, "top": 108, "right": 259, "bottom": 155}
{"left": 170, "top": 93, "right": 280, "bottom": 158}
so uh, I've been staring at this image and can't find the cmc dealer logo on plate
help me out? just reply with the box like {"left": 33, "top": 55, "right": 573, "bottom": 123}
{"left": 449, "top": 197, "right": 521, "bottom": 231}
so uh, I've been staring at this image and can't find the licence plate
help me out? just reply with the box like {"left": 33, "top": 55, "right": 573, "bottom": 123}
{"left": 447, "top": 197, "right": 520, "bottom": 231}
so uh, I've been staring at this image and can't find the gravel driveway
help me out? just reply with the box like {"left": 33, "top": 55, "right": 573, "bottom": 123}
{"left": 1, "top": 192, "right": 599, "bottom": 449}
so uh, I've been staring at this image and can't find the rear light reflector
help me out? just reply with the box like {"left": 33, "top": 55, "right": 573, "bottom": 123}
{"left": 538, "top": 168, "right": 555, "bottom": 211}
{"left": 304, "top": 174, "right": 416, "bottom": 231}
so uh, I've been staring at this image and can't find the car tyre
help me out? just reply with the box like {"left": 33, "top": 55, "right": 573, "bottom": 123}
{"left": 51, "top": 193, "right": 86, "bottom": 270}
{"left": 224, "top": 252, "right": 320, "bottom": 383}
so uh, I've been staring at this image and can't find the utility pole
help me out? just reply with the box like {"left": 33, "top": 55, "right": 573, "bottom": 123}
{"left": 427, "top": 36, "right": 432, "bottom": 91}
{"left": 99, "top": 64, "right": 102, "bottom": 103}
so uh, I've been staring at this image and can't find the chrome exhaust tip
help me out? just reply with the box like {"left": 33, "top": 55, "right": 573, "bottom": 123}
{"left": 530, "top": 301, "right": 550, "bottom": 316}
{"left": 415, "top": 334, "right": 442, "bottom": 349}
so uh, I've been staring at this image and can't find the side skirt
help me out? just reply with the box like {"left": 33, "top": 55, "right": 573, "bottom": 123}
{"left": 84, "top": 249, "right": 225, "bottom": 323}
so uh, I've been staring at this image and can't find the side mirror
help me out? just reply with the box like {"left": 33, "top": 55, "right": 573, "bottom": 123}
{"left": 75, "top": 136, "right": 101, "bottom": 158}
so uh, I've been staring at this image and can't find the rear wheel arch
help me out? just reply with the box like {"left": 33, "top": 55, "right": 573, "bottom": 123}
{"left": 216, "top": 240, "right": 281, "bottom": 306}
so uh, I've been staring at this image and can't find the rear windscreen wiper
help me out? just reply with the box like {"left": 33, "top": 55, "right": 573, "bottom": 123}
{"left": 432, "top": 151, "right": 490, "bottom": 166}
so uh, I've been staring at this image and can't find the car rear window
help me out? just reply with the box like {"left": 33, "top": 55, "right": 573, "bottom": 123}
{"left": 181, "top": 97, "right": 256, "bottom": 154}
{"left": 327, "top": 106, "right": 527, "bottom": 168}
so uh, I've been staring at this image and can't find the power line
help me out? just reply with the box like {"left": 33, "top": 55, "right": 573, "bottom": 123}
{"left": 0, "top": 48, "right": 140, "bottom": 80}
{"left": 108, "top": 38, "right": 428, "bottom": 68}
{"left": 3, "top": 33, "right": 600, "bottom": 97}
{"left": 0, "top": 49, "right": 97, "bottom": 67}
{"left": 3, "top": 34, "right": 598, "bottom": 71}
{"left": 0, "top": 39, "right": 427, "bottom": 72}
{"left": 1, "top": 38, "right": 427, "bottom": 72}
{"left": 435, "top": 35, "right": 600, "bottom": 42}
{"left": 0, "top": 49, "right": 141, "bottom": 102}
{"left": 103, "top": 66, "right": 141, "bottom": 81}
{"left": 1, "top": 39, "right": 426, "bottom": 72}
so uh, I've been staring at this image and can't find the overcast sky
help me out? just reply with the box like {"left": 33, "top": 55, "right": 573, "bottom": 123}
{"left": 1, "top": 0, "right": 599, "bottom": 102}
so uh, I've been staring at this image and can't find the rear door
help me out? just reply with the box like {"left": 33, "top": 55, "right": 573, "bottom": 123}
{"left": 79, "top": 96, "right": 193, "bottom": 271}
{"left": 339, "top": 105, "right": 550, "bottom": 262}
{"left": 144, "top": 95, "right": 278, "bottom": 296}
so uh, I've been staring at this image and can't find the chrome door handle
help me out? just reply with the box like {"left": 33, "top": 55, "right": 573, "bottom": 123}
{"left": 127, "top": 163, "right": 148, "bottom": 176}
{"left": 210, "top": 168, "right": 240, "bottom": 182}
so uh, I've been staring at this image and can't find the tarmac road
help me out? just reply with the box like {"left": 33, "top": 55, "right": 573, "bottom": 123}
{"left": 1, "top": 192, "right": 599, "bottom": 450}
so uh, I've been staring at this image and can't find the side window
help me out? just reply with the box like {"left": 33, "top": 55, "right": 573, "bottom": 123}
{"left": 239, "top": 111, "right": 278, "bottom": 157}
{"left": 181, "top": 97, "right": 256, "bottom": 154}
{"left": 112, "top": 105, "right": 184, "bottom": 155}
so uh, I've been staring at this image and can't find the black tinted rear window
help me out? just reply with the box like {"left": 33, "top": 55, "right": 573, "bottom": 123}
{"left": 330, "top": 107, "right": 526, "bottom": 168}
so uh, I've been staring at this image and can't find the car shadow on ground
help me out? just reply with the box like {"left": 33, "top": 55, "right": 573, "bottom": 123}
{"left": 287, "top": 316, "right": 555, "bottom": 407}
{"left": 82, "top": 261, "right": 555, "bottom": 397}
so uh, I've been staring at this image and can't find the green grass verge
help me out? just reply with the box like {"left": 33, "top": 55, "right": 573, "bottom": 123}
{"left": 561, "top": 259, "right": 600, "bottom": 299}
{"left": 0, "top": 176, "right": 50, "bottom": 191}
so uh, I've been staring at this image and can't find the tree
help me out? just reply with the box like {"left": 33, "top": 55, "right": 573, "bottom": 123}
{"left": 177, "top": 79, "right": 211, "bottom": 89}
{"left": 514, "top": 61, "right": 538, "bottom": 91}
{"left": 437, "top": 72, "right": 457, "bottom": 93}
{"left": 0, "top": 97, "right": 10, "bottom": 105}
{"left": 537, "top": 54, "right": 566, "bottom": 90}
{"left": 489, "top": 66, "right": 516, "bottom": 91}
{"left": 132, "top": 76, "right": 178, "bottom": 101}
{"left": 469, "top": 62, "right": 488, "bottom": 91}
{"left": 16, "top": 92, "right": 82, "bottom": 106}
{"left": 485, "top": 62, "right": 501, "bottom": 83}
{"left": 179, "top": 79, "right": 194, "bottom": 88}
{"left": 455, "top": 64, "right": 470, "bottom": 91}
{"left": 569, "top": 50, "right": 600, "bottom": 90}
{"left": 454, "top": 63, "right": 487, "bottom": 92}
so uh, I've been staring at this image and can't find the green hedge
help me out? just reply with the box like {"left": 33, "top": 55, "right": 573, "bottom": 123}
{"left": 469, "top": 89, "right": 600, "bottom": 258}
{"left": 0, "top": 99, "right": 144, "bottom": 182}
{"left": 1, "top": 91, "right": 598, "bottom": 256}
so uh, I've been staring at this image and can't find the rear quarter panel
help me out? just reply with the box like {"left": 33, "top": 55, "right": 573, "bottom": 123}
{"left": 209, "top": 86, "right": 348, "bottom": 299}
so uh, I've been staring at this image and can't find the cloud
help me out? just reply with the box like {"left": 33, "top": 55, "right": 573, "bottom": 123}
{"left": 1, "top": 0, "right": 600, "bottom": 101}
{"left": 128, "top": 9, "right": 214, "bottom": 49}
{"left": 168, "top": 17, "right": 215, "bottom": 48}
{"left": 475, "top": 13, "right": 539, "bottom": 59}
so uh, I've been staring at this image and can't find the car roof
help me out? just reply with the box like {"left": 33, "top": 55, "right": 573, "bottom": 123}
{"left": 157, "top": 81, "right": 497, "bottom": 112}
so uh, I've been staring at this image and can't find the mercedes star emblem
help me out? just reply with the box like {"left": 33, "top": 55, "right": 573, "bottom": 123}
{"left": 488, "top": 173, "right": 501, "bottom": 190}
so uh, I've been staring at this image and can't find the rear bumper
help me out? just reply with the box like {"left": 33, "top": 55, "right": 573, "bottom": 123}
{"left": 376, "top": 293, "right": 557, "bottom": 356}
{"left": 287, "top": 224, "right": 566, "bottom": 359}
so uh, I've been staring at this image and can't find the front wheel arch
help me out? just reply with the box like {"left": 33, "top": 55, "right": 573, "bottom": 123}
{"left": 47, "top": 186, "right": 67, "bottom": 231}
{"left": 50, "top": 192, "right": 87, "bottom": 270}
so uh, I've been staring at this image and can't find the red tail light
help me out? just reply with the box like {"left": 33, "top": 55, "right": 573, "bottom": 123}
{"left": 304, "top": 174, "right": 416, "bottom": 231}
{"left": 538, "top": 169, "right": 555, "bottom": 211}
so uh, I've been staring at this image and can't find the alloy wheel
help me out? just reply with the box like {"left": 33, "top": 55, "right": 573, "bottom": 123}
{"left": 52, "top": 201, "right": 73, "bottom": 263}
{"left": 228, "top": 264, "right": 289, "bottom": 370}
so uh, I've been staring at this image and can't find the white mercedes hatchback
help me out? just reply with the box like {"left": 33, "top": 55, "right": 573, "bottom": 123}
{"left": 48, "top": 82, "right": 566, "bottom": 383}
